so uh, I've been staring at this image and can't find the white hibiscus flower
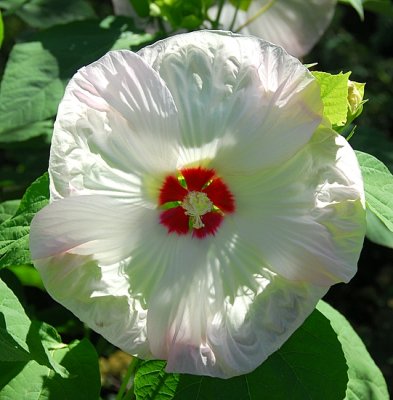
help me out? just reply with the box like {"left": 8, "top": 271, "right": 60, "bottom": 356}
{"left": 215, "top": 0, "right": 337, "bottom": 58}
{"left": 30, "top": 30, "right": 365, "bottom": 379}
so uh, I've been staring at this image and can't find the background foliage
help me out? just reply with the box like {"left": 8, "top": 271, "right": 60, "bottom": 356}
{"left": 308, "top": 6, "right": 393, "bottom": 395}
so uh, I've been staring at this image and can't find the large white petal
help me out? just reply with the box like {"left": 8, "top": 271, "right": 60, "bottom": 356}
{"left": 32, "top": 202, "right": 327, "bottom": 378}
{"left": 30, "top": 195, "right": 155, "bottom": 265}
{"left": 207, "top": 275, "right": 328, "bottom": 378}
{"left": 30, "top": 195, "right": 176, "bottom": 361}
{"left": 50, "top": 50, "right": 180, "bottom": 200}
{"left": 33, "top": 252, "right": 150, "bottom": 359}
{"left": 227, "top": 126, "right": 366, "bottom": 286}
{"left": 219, "top": 0, "right": 336, "bottom": 58}
{"left": 30, "top": 194, "right": 169, "bottom": 360}
{"left": 144, "top": 237, "right": 211, "bottom": 360}
{"left": 139, "top": 31, "right": 323, "bottom": 172}
{"left": 143, "top": 225, "right": 327, "bottom": 377}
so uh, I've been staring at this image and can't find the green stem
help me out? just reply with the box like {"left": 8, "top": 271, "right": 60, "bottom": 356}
{"left": 229, "top": 0, "right": 240, "bottom": 31}
{"left": 122, "top": 386, "right": 136, "bottom": 400}
{"left": 234, "top": 0, "right": 276, "bottom": 32}
{"left": 213, "top": 0, "right": 226, "bottom": 29}
{"left": 116, "top": 358, "right": 140, "bottom": 400}
{"left": 157, "top": 16, "right": 167, "bottom": 36}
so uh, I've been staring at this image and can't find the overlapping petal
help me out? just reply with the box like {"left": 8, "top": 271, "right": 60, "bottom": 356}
{"left": 215, "top": 0, "right": 337, "bottom": 58}
{"left": 226, "top": 124, "right": 365, "bottom": 286}
{"left": 145, "top": 228, "right": 329, "bottom": 377}
{"left": 30, "top": 31, "right": 365, "bottom": 378}
{"left": 30, "top": 195, "right": 155, "bottom": 265}
{"left": 33, "top": 252, "right": 150, "bottom": 359}
{"left": 50, "top": 50, "right": 181, "bottom": 201}
{"left": 32, "top": 209, "right": 327, "bottom": 377}
{"left": 139, "top": 31, "right": 323, "bottom": 172}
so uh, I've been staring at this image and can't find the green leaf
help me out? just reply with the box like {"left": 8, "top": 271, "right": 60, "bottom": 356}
{"left": 0, "top": 10, "right": 4, "bottom": 49}
{"left": 15, "top": 0, "right": 96, "bottom": 29}
{"left": 317, "top": 301, "right": 389, "bottom": 399}
{"left": 365, "top": 208, "right": 393, "bottom": 248}
{"left": 0, "top": 0, "right": 26, "bottom": 12}
{"left": 349, "top": 126, "right": 393, "bottom": 173}
{"left": 130, "top": 0, "right": 150, "bottom": 17}
{"left": 312, "top": 71, "right": 351, "bottom": 127}
{"left": 100, "top": 16, "right": 155, "bottom": 50}
{"left": 0, "top": 18, "right": 154, "bottom": 142}
{"left": 135, "top": 361, "right": 179, "bottom": 400}
{"left": 0, "top": 330, "right": 30, "bottom": 362}
{"left": 44, "top": 338, "right": 100, "bottom": 399}
{"left": 339, "top": 0, "right": 364, "bottom": 19}
{"left": 30, "top": 17, "right": 156, "bottom": 79}
{"left": 0, "top": 276, "right": 36, "bottom": 354}
{"left": 25, "top": 321, "right": 70, "bottom": 378}
{"left": 229, "top": 0, "right": 253, "bottom": 11}
{"left": 0, "top": 278, "right": 66, "bottom": 375}
{"left": 152, "top": 0, "right": 207, "bottom": 29}
{"left": 0, "top": 173, "right": 49, "bottom": 269}
{"left": 0, "top": 41, "right": 63, "bottom": 136}
{"left": 111, "top": 31, "right": 155, "bottom": 51}
{"left": 135, "top": 308, "right": 348, "bottom": 399}
{"left": 363, "top": 0, "right": 393, "bottom": 16}
{"left": 0, "top": 120, "right": 53, "bottom": 144}
{"left": 0, "top": 277, "right": 31, "bottom": 362}
{"left": 356, "top": 151, "right": 393, "bottom": 233}
{"left": 0, "top": 337, "right": 101, "bottom": 399}
{"left": 7, "top": 264, "right": 45, "bottom": 290}
{"left": 0, "top": 200, "right": 20, "bottom": 224}
{"left": 0, "top": 278, "right": 101, "bottom": 398}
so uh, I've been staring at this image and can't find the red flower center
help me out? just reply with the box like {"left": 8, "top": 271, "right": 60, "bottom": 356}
{"left": 158, "top": 167, "right": 235, "bottom": 238}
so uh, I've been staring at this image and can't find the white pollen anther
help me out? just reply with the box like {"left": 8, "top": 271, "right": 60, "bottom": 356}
{"left": 181, "top": 191, "right": 213, "bottom": 229}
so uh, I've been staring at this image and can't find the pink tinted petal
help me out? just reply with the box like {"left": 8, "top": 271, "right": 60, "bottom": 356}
{"left": 30, "top": 195, "right": 150, "bottom": 265}
{"left": 238, "top": 0, "right": 337, "bottom": 58}
{"left": 228, "top": 127, "right": 365, "bottom": 286}
{"left": 51, "top": 50, "right": 181, "bottom": 200}
{"left": 77, "top": 50, "right": 178, "bottom": 141}
{"left": 145, "top": 226, "right": 328, "bottom": 377}
{"left": 145, "top": 236, "right": 209, "bottom": 359}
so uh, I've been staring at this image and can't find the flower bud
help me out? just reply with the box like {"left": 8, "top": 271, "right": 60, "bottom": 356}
{"left": 347, "top": 80, "right": 365, "bottom": 120}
